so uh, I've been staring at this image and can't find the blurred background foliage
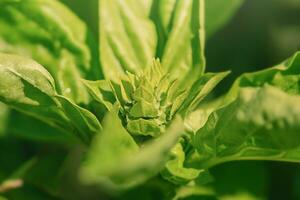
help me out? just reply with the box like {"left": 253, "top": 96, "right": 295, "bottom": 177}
{"left": 0, "top": 0, "right": 300, "bottom": 199}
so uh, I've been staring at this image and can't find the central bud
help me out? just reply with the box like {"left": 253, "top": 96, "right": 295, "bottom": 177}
{"left": 111, "top": 60, "right": 177, "bottom": 137}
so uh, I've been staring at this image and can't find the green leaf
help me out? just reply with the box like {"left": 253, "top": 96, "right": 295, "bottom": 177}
{"left": 173, "top": 185, "right": 216, "bottom": 200}
{"left": 56, "top": 95, "right": 102, "bottom": 144}
{"left": 0, "top": 196, "right": 7, "bottom": 200}
{"left": 99, "top": 0, "right": 156, "bottom": 80}
{"left": 23, "top": 152, "right": 69, "bottom": 195}
{"left": 5, "top": 184, "right": 60, "bottom": 200}
{"left": 82, "top": 79, "right": 114, "bottom": 111}
{"left": 206, "top": 0, "right": 244, "bottom": 37}
{"left": 80, "top": 105, "right": 139, "bottom": 188}
{"left": 0, "top": 53, "right": 72, "bottom": 131}
{"left": 188, "top": 52, "right": 300, "bottom": 169}
{"left": 155, "top": 0, "right": 206, "bottom": 80}
{"left": 0, "top": 53, "right": 94, "bottom": 143}
{"left": 0, "top": 102, "right": 9, "bottom": 137}
{"left": 178, "top": 71, "right": 230, "bottom": 116}
{"left": 81, "top": 107, "right": 185, "bottom": 189}
{"left": 0, "top": 0, "right": 101, "bottom": 103}
{"left": 7, "top": 110, "right": 78, "bottom": 144}
{"left": 210, "top": 162, "right": 268, "bottom": 200}
{"left": 161, "top": 143, "right": 203, "bottom": 185}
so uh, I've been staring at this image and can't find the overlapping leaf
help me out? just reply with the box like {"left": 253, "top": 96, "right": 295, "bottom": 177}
{"left": 80, "top": 106, "right": 185, "bottom": 189}
{"left": 187, "top": 52, "right": 300, "bottom": 169}
{"left": 152, "top": 0, "right": 206, "bottom": 84}
{"left": 0, "top": 0, "right": 101, "bottom": 103}
{"left": 0, "top": 53, "right": 100, "bottom": 144}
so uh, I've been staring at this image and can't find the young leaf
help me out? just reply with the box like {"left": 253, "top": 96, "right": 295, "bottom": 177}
{"left": 80, "top": 105, "right": 139, "bottom": 188}
{"left": 81, "top": 108, "right": 185, "bottom": 189}
{"left": 178, "top": 71, "right": 230, "bottom": 116}
{"left": 82, "top": 79, "right": 114, "bottom": 111}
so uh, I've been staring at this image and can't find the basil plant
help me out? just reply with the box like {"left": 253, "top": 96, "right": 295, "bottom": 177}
{"left": 0, "top": 0, "right": 299, "bottom": 199}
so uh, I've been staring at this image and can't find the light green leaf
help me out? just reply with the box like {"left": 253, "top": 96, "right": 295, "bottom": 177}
{"left": 206, "top": 0, "right": 244, "bottom": 37}
{"left": 81, "top": 109, "right": 185, "bottom": 189}
{"left": 0, "top": 53, "right": 93, "bottom": 143}
{"left": 82, "top": 79, "right": 114, "bottom": 111}
{"left": 80, "top": 105, "right": 139, "bottom": 188}
{"left": 178, "top": 71, "right": 230, "bottom": 116}
{"left": 0, "top": 0, "right": 100, "bottom": 103}
{"left": 158, "top": 0, "right": 177, "bottom": 33}
{"left": 56, "top": 95, "right": 102, "bottom": 144}
{"left": 158, "top": 0, "right": 206, "bottom": 80}
{"left": 191, "top": 85, "right": 300, "bottom": 168}
{"left": 161, "top": 143, "right": 203, "bottom": 185}
{"left": 188, "top": 52, "right": 300, "bottom": 169}
{"left": 99, "top": 0, "right": 156, "bottom": 80}
{"left": 173, "top": 185, "right": 216, "bottom": 200}
{"left": 0, "top": 53, "right": 72, "bottom": 131}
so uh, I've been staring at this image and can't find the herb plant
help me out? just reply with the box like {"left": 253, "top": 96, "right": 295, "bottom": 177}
{"left": 0, "top": 0, "right": 299, "bottom": 199}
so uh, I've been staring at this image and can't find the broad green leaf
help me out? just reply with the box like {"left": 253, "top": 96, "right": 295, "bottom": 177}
{"left": 188, "top": 52, "right": 300, "bottom": 169}
{"left": 81, "top": 109, "right": 185, "bottom": 189}
{"left": 80, "top": 105, "right": 139, "bottom": 189}
{"left": 60, "top": 0, "right": 99, "bottom": 35}
{"left": 0, "top": 0, "right": 101, "bottom": 103}
{"left": 206, "top": 0, "right": 244, "bottom": 37}
{"left": 0, "top": 53, "right": 91, "bottom": 143}
{"left": 0, "top": 53, "right": 72, "bottom": 131}
{"left": 99, "top": 0, "right": 156, "bottom": 80}
{"left": 56, "top": 95, "right": 102, "bottom": 144}
{"left": 157, "top": 0, "right": 177, "bottom": 33}
{"left": 103, "top": 115, "right": 184, "bottom": 188}
{"left": 156, "top": 0, "right": 206, "bottom": 80}
{"left": 7, "top": 110, "right": 78, "bottom": 144}
{"left": 222, "top": 53, "right": 300, "bottom": 104}
{"left": 190, "top": 89, "right": 300, "bottom": 166}
{"left": 210, "top": 161, "right": 268, "bottom": 200}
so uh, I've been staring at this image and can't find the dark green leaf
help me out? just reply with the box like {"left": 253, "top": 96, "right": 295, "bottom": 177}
{"left": 206, "top": 0, "right": 244, "bottom": 37}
